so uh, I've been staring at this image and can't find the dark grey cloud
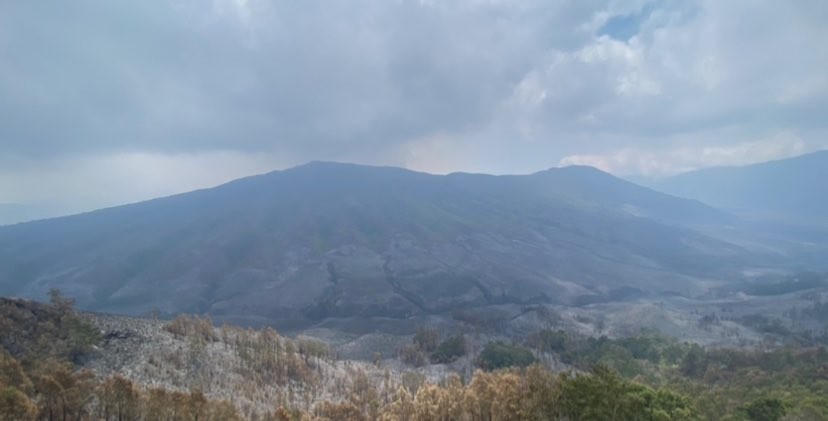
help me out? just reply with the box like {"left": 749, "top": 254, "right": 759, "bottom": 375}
{"left": 0, "top": 0, "right": 594, "bottom": 160}
{"left": 0, "top": 0, "right": 826, "bottom": 217}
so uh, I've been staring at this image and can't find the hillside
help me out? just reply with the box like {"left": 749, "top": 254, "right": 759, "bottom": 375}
{"left": 653, "top": 150, "right": 828, "bottom": 221}
{"left": 5, "top": 291, "right": 828, "bottom": 420}
{"left": 0, "top": 162, "right": 759, "bottom": 330}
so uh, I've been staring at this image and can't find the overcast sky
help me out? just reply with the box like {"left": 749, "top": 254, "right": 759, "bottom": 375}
{"left": 1, "top": 0, "right": 827, "bottom": 219}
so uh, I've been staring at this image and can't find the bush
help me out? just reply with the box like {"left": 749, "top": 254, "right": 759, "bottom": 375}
{"left": 527, "top": 329, "right": 567, "bottom": 353}
{"left": 164, "top": 315, "right": 217, "bottom": 342}
{"left": 296, "top": 337, "right": 331, "bottom": 359}
{"left": 476, "top": 341, "right": 536, "bottom": 370}
{"left": 399, "top": 344, "right": 427, "bottom": 367}
{"left": 744, "top": 397, "right": 787, "bottom": 421}
{"left": 430, "top": 335, "right": 467, "bottom": 364}
{"left": 559, "top": 365, "right": 697, "bottom": 421}
{"left": 413, "top": 326, "right": 439, "bottom": 353}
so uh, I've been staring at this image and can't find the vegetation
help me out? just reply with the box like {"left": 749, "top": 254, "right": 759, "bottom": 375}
{"left": 0, "top": 290, "right": 101, "bottom": 364}
{"left": 525, "top": 329, "right": 828, "bottom": 420}
{"left": 293, "top": 364, "right": 701, "bottom": 421}
{"left": 477, "top": 341, "right": 537, "bottom": 370}
{"left": 742, "top": 272, "right": 827, "bottom": 297}
{"left": 5, "top": 295, "right": 828, "bottom": 419}
{"left": 0, "top": 296, "right": 244, "bottom": 420}
{"left": 412, "top": 326, "right": 439, "bottom": 353}
{"left": 401, "top": 327, "right": 469, "bottom": 366}
{"left": 430, "top": 335, "right": 467, "bottom": 364}
{"left": 558, "top": 364, "right": 697, "bottom": 421}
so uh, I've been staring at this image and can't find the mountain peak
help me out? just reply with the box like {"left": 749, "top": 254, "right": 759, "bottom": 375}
{"left": 0, "top": 160, "right": 741, "bottom": 327}
{"left": 284, "top": 161, "right": 425, "bottom": 177}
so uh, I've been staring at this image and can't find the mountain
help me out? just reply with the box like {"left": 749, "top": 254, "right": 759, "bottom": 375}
{"left": 652, "top": 151, "right": 828, "bottom": 221}
{"left": 0, "top": 162, "right": 759, "bottom": 329}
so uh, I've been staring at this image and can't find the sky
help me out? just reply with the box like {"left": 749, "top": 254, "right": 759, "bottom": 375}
{"left": 1, "top": 0, "right": 827, "bottom": 221}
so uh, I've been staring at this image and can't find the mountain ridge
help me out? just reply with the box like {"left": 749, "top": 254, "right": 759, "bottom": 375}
{"left": 652, "top": 150, "right": 828, "bottom": 220}
{"left": 0, "top": 161, "right": 760, "bottom": 330}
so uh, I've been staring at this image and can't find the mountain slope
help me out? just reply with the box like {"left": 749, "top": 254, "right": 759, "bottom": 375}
{"left": 0, "top": 162, "right": 754, "bottom": 328}
{"left": 653, "top": 150, "right": 828, "bottom": 220}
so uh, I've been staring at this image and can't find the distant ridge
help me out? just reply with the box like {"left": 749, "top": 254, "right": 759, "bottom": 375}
{"left": 653, "top": 150, "right": 828, "bottom": 220}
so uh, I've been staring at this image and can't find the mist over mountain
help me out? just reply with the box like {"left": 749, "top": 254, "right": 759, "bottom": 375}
{"left": 652, "top": 151, "right": 828, "bottom": 222}
{"left": 0, "top": 162, "right": 763, "bottom": 329}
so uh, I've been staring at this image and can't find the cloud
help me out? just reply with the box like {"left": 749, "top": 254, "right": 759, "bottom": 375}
{"left": 0, "top": 0, "right": 826, "bottom": 211}
{"left": 0, "top": 0, "right": 556, "bottom": 158}
{"left": 0, "top": 151, "right": 283, "bottom": 210}
{"left": 559, "top": 130, "right": 818, "bottom": 177}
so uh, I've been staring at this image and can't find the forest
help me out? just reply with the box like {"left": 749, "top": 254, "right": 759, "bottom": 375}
{"left": 2, "top": 293, "right": 828, "bottom": 420}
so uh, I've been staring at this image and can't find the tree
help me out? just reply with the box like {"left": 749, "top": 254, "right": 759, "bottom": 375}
{"left": 522, "top": 364, "right": 560, "bottom": 420}
{"left": 48, "top": 288, "right": 75, "bottom": 315}
{"left": 560, "top": 365, "right": 644, "bottom": 420}
{"left": 528, "top": 329, "right": 568, "bottom": 353}
{"left": 98, "top": 375, "right": 139, "bottom": 421}
{"left": 380, "top": 387, "right": 415, "bottom": 421}
{"left": 639, "top": 388, "right": 698, "bottom": 421}
{"left": 430, "top": 335, "right": 467, "bottom": 364}
{"left": 413, "top": 326, "right": 439, "bottom": 353}
{"left": 316, "top": 400, "right": 365, "bottom": 421}
{"left": 744, "top": 398, "right": 787, "bottom": 421}
{"left": 208, "top": 400, "right": 242, "bottom": 420}
{"left": 0, "top": 386, "right": 37, "bottom": 421}
{"left": 185, "top": 388, "right": 209, "bottom": 421}
{"left": 476, "top": 342, "right": 536, "bottom": 370}
{"left": 0, "top": 353, "right": 32, "bottom": 395}
{"left": 680, "top": 344, "right": 707, "bottom": 378}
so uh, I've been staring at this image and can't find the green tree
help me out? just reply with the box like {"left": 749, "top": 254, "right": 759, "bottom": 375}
{"left": 643, "top": 389, "right": 699, "bottom": 421}
{"left": 744, "top": 398, "right": 787, "bottom": 421}
{"left": 477, "top": 341, "right": 536, "bottom": 370}
{"left": 680, "top": 344, "right": 707, "bottom": 378}
{"left": 559, "top": 364, "right": 644, "bottom": 420}
{"left": 430, "top": 335, "right": 466, "bottom": 364}
{"left": 559, "top": 364, "right": 698, "bottom": 421}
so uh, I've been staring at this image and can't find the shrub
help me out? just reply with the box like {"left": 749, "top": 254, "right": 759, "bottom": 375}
{"left": 476, "top": 341, "right": 536, "bottom": 370}
{"left": 744, "top": 397, "right": 787, "bottom": 421}
{"left": 413, "top": 326, "right": 439, "bottom": 353}
{"left": 527, "top": 329, "right": 568, "bottom": 353}
{"left": 430, "top": 335, "right": 467, "bottom": 364}
{"left": 164, "top": 315, "right": 217, "bottom": 342}
{"left": 399, "top": 344, "right": 427, "bottom": 367}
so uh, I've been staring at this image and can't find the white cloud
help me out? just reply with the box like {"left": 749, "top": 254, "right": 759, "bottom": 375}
{"left": 559, "top": 130, "right": 819, "bottom": 177}
{"left": 0, "top": 151, "right": 285, "bottom": 210}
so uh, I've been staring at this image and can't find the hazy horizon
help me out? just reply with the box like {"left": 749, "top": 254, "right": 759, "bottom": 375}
{"left": 3, "top": 148, "right": 828, "bottom": 225}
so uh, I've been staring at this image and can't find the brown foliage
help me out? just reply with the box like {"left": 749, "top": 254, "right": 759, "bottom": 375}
{"left": 165, "top": 315, "right": 218, "bottom": 342}
{"left": 315, "top": 400, "right": 366, "bottom": 421}
{"left": 33, "top": 359, "right": 96, "bottom": 421}
{"left": 0, "top": 385, "right": 37, "bottom": 421}
{"left": 98, "top": 375, "right": 140, "bottom": 420}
